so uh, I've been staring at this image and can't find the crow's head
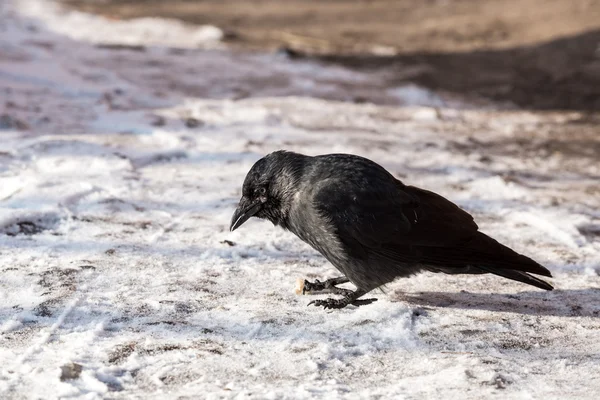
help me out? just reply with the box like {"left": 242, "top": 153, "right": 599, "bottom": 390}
{"left": 230, "top": 150, "right": 306, "bottom": 231}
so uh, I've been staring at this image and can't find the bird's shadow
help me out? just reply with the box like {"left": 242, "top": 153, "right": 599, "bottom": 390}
{"left": 393, "top": 288, "right": 600, "bottom": 318}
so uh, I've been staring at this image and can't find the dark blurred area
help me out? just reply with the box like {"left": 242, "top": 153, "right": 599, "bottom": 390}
{"left": 61, "top": 0, "right": 600, "bottom": 110}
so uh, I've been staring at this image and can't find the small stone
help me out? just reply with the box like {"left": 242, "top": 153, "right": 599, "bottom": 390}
{"left": 184, "top": 117, "right": 203, "bottom": 128}
{"left": 60, "top": 363, "right": 82, "bottom": 381}
{"left": 0, "top": 114, "right": 29, "bottom": 130}
{"left": 150, "top": 115, "right": 166, "bottom": 127}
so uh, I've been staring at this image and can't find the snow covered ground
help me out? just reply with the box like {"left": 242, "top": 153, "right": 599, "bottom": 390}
{"left": 1, "top": 1, "right": 600, "bottom": 398}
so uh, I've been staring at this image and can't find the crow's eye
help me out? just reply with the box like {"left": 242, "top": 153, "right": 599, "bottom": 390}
{"left": 257, "top": 187, "right": 267, "bottom": 196}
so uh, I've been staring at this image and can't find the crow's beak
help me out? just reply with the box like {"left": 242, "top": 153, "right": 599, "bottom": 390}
{"left": 230, "top": 198, "right": 262, "bottom": 232}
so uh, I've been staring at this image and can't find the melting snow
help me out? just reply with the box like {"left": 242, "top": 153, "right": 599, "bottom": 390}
{"left": 0, "top": 0, "right": 599, "bottom": 399}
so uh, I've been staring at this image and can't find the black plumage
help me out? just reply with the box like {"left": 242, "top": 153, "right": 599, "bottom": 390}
{"left": 230, "top": 150, "right": 553, "bottom": 309}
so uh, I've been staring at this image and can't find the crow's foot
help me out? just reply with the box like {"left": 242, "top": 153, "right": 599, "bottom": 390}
{"left": 302, "top": 276, "right": 350, "bottom": 295}
{"left": 307, "top": 297, "right": 378, "bottom": 309}
{"left": 302, "top": 278, "right": 377, "bottom": 309}
{"left": 307, "top": 293, "right": 377, "bottom": 310}
{"left": 308, "top": 297, "right": 348, "bottom": 309}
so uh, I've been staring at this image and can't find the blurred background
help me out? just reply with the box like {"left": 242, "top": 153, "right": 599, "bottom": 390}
{"left": 60, "top": 0, "right": 600, "bottom": 110}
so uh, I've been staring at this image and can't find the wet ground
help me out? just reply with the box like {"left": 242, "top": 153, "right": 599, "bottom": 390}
{"left": 60, "top": 0, "right": 600, "bottom": 110}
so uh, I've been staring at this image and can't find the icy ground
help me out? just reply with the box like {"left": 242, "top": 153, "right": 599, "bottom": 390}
{"left": 1, "top": 1, "right": 600, "bottom": 399}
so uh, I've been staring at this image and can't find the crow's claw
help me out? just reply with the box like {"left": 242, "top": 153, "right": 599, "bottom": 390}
{"left": 302, "top": 279, "right": 322, "bottom": 295}
{"left": 307, "top": 297, "right": 377, "bottom": 309}
{"left": 303, "top": 276, "right": 350, "bottom": 295}
{"left": 308, "top": 298, "right": 348, "bottom": 309}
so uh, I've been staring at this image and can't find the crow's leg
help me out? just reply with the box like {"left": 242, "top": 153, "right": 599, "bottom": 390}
{"left": 302, "top": 276, "right": 350, "bottom": 295}
{"left": 308, "top": 289, "right": 378, "bottom": 310}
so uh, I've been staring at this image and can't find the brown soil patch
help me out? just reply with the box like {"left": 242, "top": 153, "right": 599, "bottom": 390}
{"left": 60, "top": 0, "right": 600, "bottom": 110}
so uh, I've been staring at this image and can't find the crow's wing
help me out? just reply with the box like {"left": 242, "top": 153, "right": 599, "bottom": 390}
{"left": 314, "top": 175, "right": 552, "bottom": 283}
{"left": 315, "top": 180, "right": 478, "bottom": 252}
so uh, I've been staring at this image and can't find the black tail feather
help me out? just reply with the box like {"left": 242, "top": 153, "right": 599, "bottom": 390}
{"left": 476, "top": 265, "right": 554, "bottom": 290}
{"left": 421, "top": 232, "right": 554, "bottom": 290}
{"left": 463, "top": 232, "right": 553, "bottom": 277}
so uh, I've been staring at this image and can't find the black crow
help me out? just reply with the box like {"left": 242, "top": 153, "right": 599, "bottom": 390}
{"left": 230, "top": 151, "right": 553, "bottom": 309}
